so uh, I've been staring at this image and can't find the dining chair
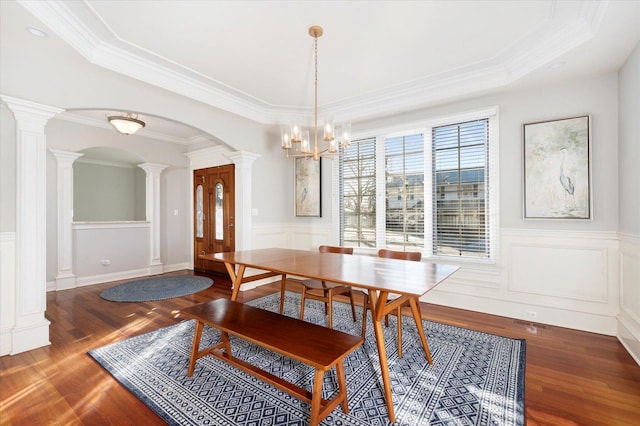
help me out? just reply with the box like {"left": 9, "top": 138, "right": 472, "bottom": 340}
{"left": 294, "top": 245, "right": 357, "bottom": 329}
{"left": 361, "top": 248, "right": 422, "bottom": 358}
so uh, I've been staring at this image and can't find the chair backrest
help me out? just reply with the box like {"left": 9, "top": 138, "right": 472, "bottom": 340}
{"left": 319, "top": 245, "right": 354, "bottom": 255}
{"left": 378, "top": 248, "right": 421, "bottom": 262}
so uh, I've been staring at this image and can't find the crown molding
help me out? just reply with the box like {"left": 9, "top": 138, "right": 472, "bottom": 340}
{"left": 18, "top": 0, "right": 608, "bottom": 125}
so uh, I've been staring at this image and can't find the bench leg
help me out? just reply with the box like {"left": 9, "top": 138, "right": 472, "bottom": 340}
{"left": 187, "top": 320, "right": 204, "bottom": 377}
{"left": 336, "top": 361, "right": 349, "bottom": 414}
{"left": 309, "top": 369, "right": 324, "bottom": 426}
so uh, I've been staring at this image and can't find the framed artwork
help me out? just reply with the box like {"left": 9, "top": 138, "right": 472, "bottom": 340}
{"left": 523, "top": 115, "right": 591, "bottom": 219}
{"left": 294, "top": 157, "right": 321, "bottom": 217}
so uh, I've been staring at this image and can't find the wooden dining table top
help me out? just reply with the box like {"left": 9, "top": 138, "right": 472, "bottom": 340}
{"left": 209, "top": 248, "right": 459, "bottom": 297}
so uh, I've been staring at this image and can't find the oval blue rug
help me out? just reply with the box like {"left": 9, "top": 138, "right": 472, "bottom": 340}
{"left": 100, "top": 276, "right": 213, "bottom": 302}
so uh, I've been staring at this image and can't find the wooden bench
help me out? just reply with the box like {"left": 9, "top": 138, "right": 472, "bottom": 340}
{"left": 180, "top": 298, "right": 364, "bottom": 426}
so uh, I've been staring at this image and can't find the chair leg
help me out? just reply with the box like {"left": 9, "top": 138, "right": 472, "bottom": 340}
{"left": 348, "top": 290, "right": 357, "bottom": 322}
{"left": 361, "top": 293, "right": 368, "bottom": 338}
{"left": 396, "top": 306, "right": 403, "bottom": 358}
{"left": 327, "top": 291, "right": 334, "bottom": 328}
{"left": 299, "top": 286, "right": 307, "bottom": 321}
{"left": 323, "top": 288, "right": 329, "bottom": 315}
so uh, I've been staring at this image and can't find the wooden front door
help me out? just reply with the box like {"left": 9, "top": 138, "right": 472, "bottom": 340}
{"left": 194, "top": 164, "right": 235, "bottom": 276}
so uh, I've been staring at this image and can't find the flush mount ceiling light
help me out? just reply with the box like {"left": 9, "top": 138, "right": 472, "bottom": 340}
{"left": 281, "top": 26, "right": 351, "bottom": 161}
{"left": 26, "top": 26, "right": 48, "bottom": 37}
{"left": 107, "top": 112, "right": 145, "bottom": 135}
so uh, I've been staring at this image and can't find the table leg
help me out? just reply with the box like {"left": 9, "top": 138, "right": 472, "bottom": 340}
{"left": 408, "top": 296, "right": 433, "bottom": 364}
{"left": 368, "top": 289, "right": 396, "bottom": 423}
{"left": 187, "top": 320, "right": 204, "bottom": 377}
{"left": 230, "top": 264, "right": 246, "bottom": 301}
{"left": 279, "top": 274, "right": 286, "bottom": 314}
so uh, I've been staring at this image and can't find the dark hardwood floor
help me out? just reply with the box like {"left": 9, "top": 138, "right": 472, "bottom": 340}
{"left": 1, "top": 270, "right": 639, "bottom": 425}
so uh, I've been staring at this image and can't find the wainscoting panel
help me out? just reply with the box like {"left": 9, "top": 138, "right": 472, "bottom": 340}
{"left": 246, "top": 225, "right": 623, "bottom": 336}
{"left": 252, "top": 227, "right": 287, "bottom": 249}
{"left": 509, "top": 244, "right": 608, "bottom": 302}
{"left": 618, "top": 233, "right": 640, "bottom": 364}
{"left": 426, "top": 229, "right": 620, "bottom": 335}
{"left": 1, "top": 232, "right": 16, "bottom": 356}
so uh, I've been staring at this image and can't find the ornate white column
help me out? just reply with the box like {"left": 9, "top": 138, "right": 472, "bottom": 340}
{"left": 226, "top": 151, "right": 260, "bottom": 251}
{"left": 1, "top": 95, "right": 63, "bottom": 354}
{"left": 50, "top": 149, "right": 84, "bottom": 291}
{"left": 138, "top": 163, "right": 167, "bottom": 275}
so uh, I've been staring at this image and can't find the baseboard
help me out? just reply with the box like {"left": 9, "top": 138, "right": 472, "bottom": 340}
{"left": 618, "top": 309, "right": 640, "bottom": 366}
{"left": 424, "top": 289, "right": 618, "bottom": 336}
{"left": 46, "top": 262, "right": 191, "bottom": 291}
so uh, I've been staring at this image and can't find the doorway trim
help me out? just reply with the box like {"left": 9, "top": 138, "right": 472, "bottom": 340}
{"left": 185, "top": 147, "right": 260, "bottom": 268}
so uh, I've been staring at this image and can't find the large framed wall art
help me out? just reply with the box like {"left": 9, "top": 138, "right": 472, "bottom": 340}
{"left": 294, "top": 157, "right": 321, "bottom": 217}
{"left": 523, "top": 115, "right": 592, "bottom": 219}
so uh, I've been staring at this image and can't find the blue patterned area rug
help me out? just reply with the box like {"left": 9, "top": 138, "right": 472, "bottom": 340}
{"left": 88, "top": 292, "right": 525, "bottom": 425}
{"left": 100, "top": 275, "right": 213, "bottom": 302}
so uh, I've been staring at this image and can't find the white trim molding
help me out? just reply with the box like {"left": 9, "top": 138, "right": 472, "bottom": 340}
{"left": 50, "top": 149, "right": 84, "bottom": 291}
{"left": 1, "top": 95, "right": 63, "bottom": 354}
{"left": 618, "top": 233, "right": 640, "bottom": 365}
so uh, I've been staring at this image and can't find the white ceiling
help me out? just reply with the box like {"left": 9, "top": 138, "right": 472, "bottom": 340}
{"left": 5, "top": 0, "right": 640, "bottom": 142}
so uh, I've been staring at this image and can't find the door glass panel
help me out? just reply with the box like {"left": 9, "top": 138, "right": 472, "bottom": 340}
{"left": 196, "top": 184, "right": 204, "bottom": 238}
{"left": 215, "top": 182, "right": 224, "bottom": 240}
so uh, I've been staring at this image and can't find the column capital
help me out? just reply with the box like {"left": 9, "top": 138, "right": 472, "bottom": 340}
{"left": 50, "top": 149, "right": 84, "bottom": 165}
{"left": 226, "top": 150, "right": 261, "bottom": 165}
{"left": 138, "top": 162, "right": 168, "bottom": 175}
{"left": 1, "top": 95, "right": 63, "bottom": 131}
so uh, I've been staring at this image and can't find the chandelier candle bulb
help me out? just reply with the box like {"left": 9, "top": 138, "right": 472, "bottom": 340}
{"left": 301, "top": 130, "right": 311, "bottom": 154}
{"left": 281, "top": 125, "right": 291, "bottom": 149}
{"left": 323, "top": 117, "right": 334, "bottom": 141}
{"left": 291, "top": 122, "right": 302, "bottom": 143}
{"left": 340, "top": 123, "right": 351, "bottom": 147}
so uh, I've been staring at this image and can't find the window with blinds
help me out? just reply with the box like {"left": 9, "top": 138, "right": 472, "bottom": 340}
{"left": 339, "top": 138, "right": 376, "bottom": 247}
{"left": 384, "top": 133, "right": 425, "bottom": 251}
{"left": 336, "top": 111, "right": 494, "bottom": 260}
{"left": 432, "top": 119, "right": 489, "bottom": 258}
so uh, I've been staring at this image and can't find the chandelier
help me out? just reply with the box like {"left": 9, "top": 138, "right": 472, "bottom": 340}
{"left": 108, "top": 112, "right": 145, "bottom": 135}
{"left": 281, "top": 26, "right": 351, "bottom": 160}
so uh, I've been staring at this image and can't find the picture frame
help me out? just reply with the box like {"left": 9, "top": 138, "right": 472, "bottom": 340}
{"left": 523, "top": 115, "right": 592, "bottom": 219}
{"left": 294, "top": 157, "right": 321, "bottom": 217}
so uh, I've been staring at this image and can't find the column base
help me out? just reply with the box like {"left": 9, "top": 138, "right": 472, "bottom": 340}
{"left": 55, "top": 272, "right": 76, "bottom": 291}
{"left": 149, "top": 262, "right": 164, "bottom": 275}
{"left": 9, "top": 318, "right": 51, "bottom": 355}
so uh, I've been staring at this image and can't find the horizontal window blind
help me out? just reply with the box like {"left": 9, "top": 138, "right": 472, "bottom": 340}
{"left": 432, "top": 119, "right": 489, "bottom": 258}
{"left": 340, "top": 138, "right": 376, "bottom": 247}
{"left": 384, "top": 133, "right": 425, "bottom": 251}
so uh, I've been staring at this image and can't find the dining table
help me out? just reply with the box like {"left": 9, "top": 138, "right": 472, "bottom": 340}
{"left": 203, "top": 247, "right": 459, "bottom": 423}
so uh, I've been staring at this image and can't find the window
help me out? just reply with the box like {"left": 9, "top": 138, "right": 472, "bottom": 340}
{"left": 337, "top": 110, "right": 495, "bottom": 260}
{"left": 384, "top": 133, "right": 425, "bottom": 251}
{"left": 432, "top": 119, "right": 489, "bottom": 258}
{"left": 339, "top": 137, "right": 376, "bottom": 247}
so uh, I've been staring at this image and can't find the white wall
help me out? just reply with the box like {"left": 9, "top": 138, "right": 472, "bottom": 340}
{"left": 0, "top": 104, "right": 16, "bottom": 232}
{"left": 617, "top": 42, "right": 640, "bottom": 364}
{"left": 262, "top": 72, "right": 624, "bottom": 338}
{"left": 43, "top": 118, "right": 194, "bottom": 284}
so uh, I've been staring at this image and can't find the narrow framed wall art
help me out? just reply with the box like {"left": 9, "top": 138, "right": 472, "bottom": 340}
{"left": 523, "top": 115, "right": 592, "bottom": 219}
{"left": 294, "top": 157, "right": 321, "bottom": 217}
